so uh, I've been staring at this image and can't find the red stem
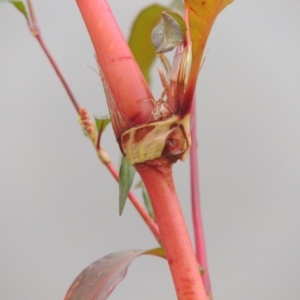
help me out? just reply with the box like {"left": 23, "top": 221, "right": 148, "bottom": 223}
{"left": 76, "top": 0, "right": 155, "bottom": 135}
{"left": 136, "top": 160, "right": 208, "bottom": 300}
{"left": 190, "top": 96, "right": 211, "bottom": 296}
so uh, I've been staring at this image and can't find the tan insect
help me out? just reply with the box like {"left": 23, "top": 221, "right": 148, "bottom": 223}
{"left": 120, "top": 115, "right": 189, "bottom": 165}
{"left": 98, "top": 46, "right": 191, "bottom": 165}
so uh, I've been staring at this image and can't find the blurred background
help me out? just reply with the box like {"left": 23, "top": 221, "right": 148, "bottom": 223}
{"left": 1, "top": 0, "right": 300, "bottom": 299}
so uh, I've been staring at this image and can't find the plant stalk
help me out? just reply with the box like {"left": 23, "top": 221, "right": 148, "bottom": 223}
{"left": 190, "top": 96, "right": 211, "bottom": 297}
{"left": 26, "top": 0, "right": 80, "bottom": 114}
{"left": 77, "top": 0, "right": 155, "bottom": 136}
{"left": 136, "top": 159, "right": 208, "bottom": 300}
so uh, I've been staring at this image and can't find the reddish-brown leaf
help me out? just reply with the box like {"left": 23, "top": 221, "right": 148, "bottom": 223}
{"left": 65, "top": 249, "right": 165, "bottom": 300}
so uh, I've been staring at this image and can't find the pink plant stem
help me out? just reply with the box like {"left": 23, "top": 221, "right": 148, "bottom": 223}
{"left": 76, "top": 1, "right": 207, "bottom": 297}
{"left": 77, "top": 0, "right": 155, "bottom": 135}
{"left": 35, "top": 35, "right": 81, "bottom": 114}
{"left": 104, "top": 159, "right": 161, "bottom": 245}
{"left": 190, "top": 96, "right": 211, "bottom": 297}
{"left": 26, "top": 0, "right": 80, "bottom": 114}
{"left": 136, "top": 160, "right": 208, "bottom": 300}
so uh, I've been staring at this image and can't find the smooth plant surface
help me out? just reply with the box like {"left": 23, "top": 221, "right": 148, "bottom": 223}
{"left": 1, "top": 0, "right": 300, "bottom": 299}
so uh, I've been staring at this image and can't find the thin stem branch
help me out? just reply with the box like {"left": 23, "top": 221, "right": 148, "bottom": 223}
{"left": 77, "top": 0, "right": 155, "bottom": 137}
{"left": 35, "top": 35, "right": 81, "bottom": 114}
{"left": 190, "top": 96, "right": 211, "bottom": 297}
{"left": 25, "top": 0, "right": 160, "bottom": 244}
{"left": 26, "top": 0, "right": 80, "bottom": 114}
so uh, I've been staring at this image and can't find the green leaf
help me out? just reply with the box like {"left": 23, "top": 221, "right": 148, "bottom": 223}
{"left": 136, "top": 180, "right": 155, "bottom": 220}
{"left": 0, "top": 0, "right": 29, "bottom": 23}
{"left": 144, "top": 247, "right": 166, "bottom": 258}
{"left": 128, "top": 4, "right": 167, "bottom": 84}
{"left": 152, "top": 11, "right": 186, "bottom": 54}
{"left": 119, "top": 156, "right": 135, "bottom": 215}
{"left": 146, "top": 247, "right": 204, "bottom": 275}
{"left": 94, "top": 115, "right": 110, "bottom": 134}
{"left": 65, "top": 249, "right": 167, "bottom": 300}
{"left": 145, "top": 247, "right": 204, "bottom": 275}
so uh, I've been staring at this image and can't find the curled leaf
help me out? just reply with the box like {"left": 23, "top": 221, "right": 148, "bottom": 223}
{"left": 152, "top": 11, "right": 186, "bottom": 54}
{"left": 94, "top": 115, "right": 110, "bottom": 134}
{"left": 94, "top": 115, "right": 111, "bottom": 147}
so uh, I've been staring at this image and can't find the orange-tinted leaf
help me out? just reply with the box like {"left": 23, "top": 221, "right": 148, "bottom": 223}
{"left": 185, "top": 0, "right": 233, "bottom": 61}
{"left": 180, "top": 0, "right": 233, "bottom": 117}
{"left": 65, "top": 249, "right": 166, "bottom": 300}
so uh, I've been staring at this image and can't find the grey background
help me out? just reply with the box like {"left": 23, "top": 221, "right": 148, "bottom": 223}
{"left": 1, "top": 0, "right": 300, "bottom": 299}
